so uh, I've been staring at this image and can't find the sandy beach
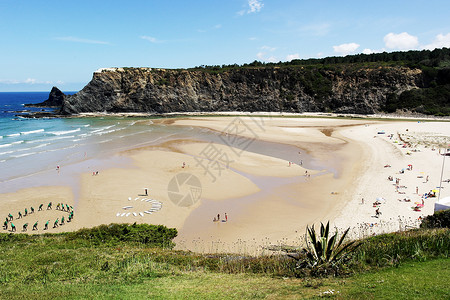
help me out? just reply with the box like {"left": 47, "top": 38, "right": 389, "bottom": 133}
{"left": 1, "top": 115, "right": 449, "bottom": 253}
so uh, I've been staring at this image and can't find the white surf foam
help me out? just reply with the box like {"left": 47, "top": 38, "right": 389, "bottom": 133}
{"left": 49, "top": 128, "right": 81, "bottom": 135}
{"left": 12, "top": 152, "right": 37, "bottom": 158}
{"left": 21, "top": 129, "right": 44, "bottom": 135}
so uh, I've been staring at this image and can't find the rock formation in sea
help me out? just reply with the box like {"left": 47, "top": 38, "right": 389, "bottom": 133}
{"left": 58, "top": 66, "right": 423, "bottom": 115}
{"left": 25, "top": 86, "right": 66, "bottom": 108}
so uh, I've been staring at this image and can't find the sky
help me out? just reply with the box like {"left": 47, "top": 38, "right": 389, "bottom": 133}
{"left": 1, "top": 0, "right": 450, "bottom": 92}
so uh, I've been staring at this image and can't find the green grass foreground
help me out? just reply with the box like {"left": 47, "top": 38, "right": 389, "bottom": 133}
{"left": 0, "top": 224, "right": 449, "bottom": 299}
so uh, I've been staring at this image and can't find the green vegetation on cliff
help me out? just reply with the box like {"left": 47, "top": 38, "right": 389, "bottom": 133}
{"left": 190, "top": 48, "right": 450, "bottom": 116}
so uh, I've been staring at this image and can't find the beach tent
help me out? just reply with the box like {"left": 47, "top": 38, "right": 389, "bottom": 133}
{"left": 434, "top": 196, "right": 450, "bottom": 212}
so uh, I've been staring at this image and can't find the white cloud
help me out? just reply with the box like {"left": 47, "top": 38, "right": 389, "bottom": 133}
{"left": 384, "top": 32, "right": 418, "bottom": 50}
{"left": 140, "top": 35, "right": 163, "bottom": 43}
{"left": 261, "top": 45, "right": 276, "bottom": 51}
{"left": 286, "top": 53, "right": 300, "bottom": 61}
{"left": 248, "top": 0, "right": 264, "bottom": 13}
{"left": 0, "top": 78, "right": 53, "bottom": 85}
{"left": 256, "top": 52, "right": 265, "bottom": 60}
{"left": 423, "top": 33, "right": 450, "bottom": 50}
{"left": 54, "top": 36, "right": 109, "bottom": 45}
{"left": 255, "top": 52, "right": 278, "bottom": 62}
{"left": 362, "top": 48, "right": 384, "bottom": 55}
{"left": 333, "top": 43, "right": 360, "bottom": 56}
{"left": 238, "top": 0, "right": 264, "bottom": 15}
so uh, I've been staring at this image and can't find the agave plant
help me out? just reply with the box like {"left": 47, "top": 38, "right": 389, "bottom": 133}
{"left": 291, "top": 221, "right": 360, "bottom": 276}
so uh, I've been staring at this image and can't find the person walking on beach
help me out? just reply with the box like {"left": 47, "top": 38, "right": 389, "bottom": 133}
{"left": 61, "top": 216, "right": 65, "bottom": 225}
{"left": 11, "top": 223, "right": 16, "bottom": 232}
{"left": 225, "top": 213, "right": 228, "bottom": 222}
{"left": 44, "top": 220, "right": 49, "bottom": 230}
{"left": 47, "top": 202, "right": 52, "bottom": 210}
{"left": 30, "top": 207, "right": 34, "bottom": 214}
{"left": 33, "top": 221, "right": 38, "bottom": 231}
{"left": 416, "top": 186, "right": 419, "bottom": 194}
{"left": 56, "top": 203, "right": 60, "bottom": 210}
{"left": 53, "top": 219, "right": 59, "bottom": 228}
{"left": 24, "top": 208, "right": 28, "bottom": 216}
{"left": 217, "top": 214, "right": 220, "bottom": 221}
{"left": 8, "top": 213, "right": 13, "bottom": 221}
{"left": 3, "top": 220, "right": 8, "bottom": 230}
{"left": 18, "top": 211, "right": 22, "bottom": 219}
{"left": 23, "top": 223, "right": 28, "bottom": 231}
{"left": 145, "top": 188, "right": 148, "bottom": 196}
{"left": 38, "top": 204, "right": 43, "bottom": 211}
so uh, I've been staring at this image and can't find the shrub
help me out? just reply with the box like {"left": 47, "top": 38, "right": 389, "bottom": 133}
{"left": 420, "top": 209, "right": 450, "bottom": 228}
{"left": 64, "top": 223, "right": 177, "bottom": 248}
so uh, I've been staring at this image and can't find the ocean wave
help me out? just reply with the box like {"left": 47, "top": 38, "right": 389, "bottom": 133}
{"left": 0, "top": 144, "right": 12, "bottom": 148}
{"left": 48, "top": 128, "right": 81, "bottom": 135}
{"left": 94, "top": 128, "right": 125, "bottom": 135}
{"left": 6, "top": 133, "right": 20, "bottom": 137}
{"left": 91, "top": 125, "right": 115, "bottom": 134}
{"left": 21, "top": 129, "right": 45, "bottom": 135}
{"left": 11, "top": 152, "right": 37, "bottom": 158}
{"left": 46, "top": 144, "right": 77, "bottom": 152}
{"left": 33, "top": 143, "right": 50, "bottom": 149}
{"left": 0, "top": 160, "right": 5, "bottom": 163}
{"left": 99, "top": 139, "right": 112, "bottom": 143}
{"left": 0, "top": 150, "right": 13, "bottom": 156}
{"left": 27, "top": 135, "right": 75, "bottom": 144}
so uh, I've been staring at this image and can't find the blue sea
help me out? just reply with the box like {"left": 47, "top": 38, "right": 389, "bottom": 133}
{"left": 0, "top": 92, "right": 328, "bottom": 196}
{"left": 0, "top": 92, "right": 190, "bottom": 191}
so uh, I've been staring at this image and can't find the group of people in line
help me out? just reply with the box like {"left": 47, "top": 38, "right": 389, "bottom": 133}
{"left": 213, "top": 213, "right": 228, "bottom": 222}
{"left": 2, "top": 202, "right": 74, "bottom": 232}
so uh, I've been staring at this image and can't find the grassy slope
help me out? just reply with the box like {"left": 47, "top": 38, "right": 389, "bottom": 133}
{"left": 1, "top": 259, "right": 448, "bottom": 299}
{"left": 0, "top": 227, "right": 449, "bottom": 299}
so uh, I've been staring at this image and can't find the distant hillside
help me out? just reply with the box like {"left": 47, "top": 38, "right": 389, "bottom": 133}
{"left": 57, "top": 48, "right": 450, "bottom": 116}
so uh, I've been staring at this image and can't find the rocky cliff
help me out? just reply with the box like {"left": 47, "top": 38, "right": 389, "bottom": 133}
{"left": 59, "top": 66, "right": 424, "bottom": 115}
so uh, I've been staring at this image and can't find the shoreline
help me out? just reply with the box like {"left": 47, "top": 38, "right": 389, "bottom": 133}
{"left": 23, "top": 110, "right": 450, "bottom": 122}
{"left": 1, "top": 116, "right": 449, "bottom": 253}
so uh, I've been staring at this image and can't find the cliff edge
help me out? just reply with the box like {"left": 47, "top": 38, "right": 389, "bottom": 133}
{"left": 59, "top": 66, "right": 422, "bottom": 115}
